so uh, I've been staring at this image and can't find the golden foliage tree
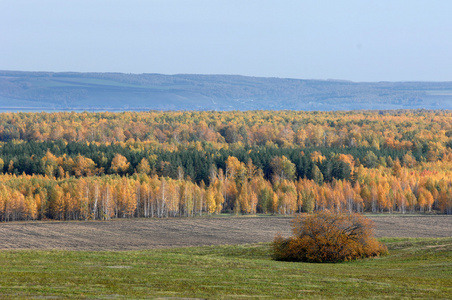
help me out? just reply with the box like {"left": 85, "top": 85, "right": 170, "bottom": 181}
{"left": 272, "top": 210, "right": 387, "bottom": 263}
{"left": 110, "top": 154, "right": 130, "bottom": 175}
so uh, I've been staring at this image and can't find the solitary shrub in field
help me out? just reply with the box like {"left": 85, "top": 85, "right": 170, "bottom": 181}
{"left": 272, "top": 210, "right": 387, "bottom": 263}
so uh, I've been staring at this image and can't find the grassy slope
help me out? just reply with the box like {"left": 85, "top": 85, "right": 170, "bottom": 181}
{"left": 0, "top": 238, "right": 451, "bottom": 299}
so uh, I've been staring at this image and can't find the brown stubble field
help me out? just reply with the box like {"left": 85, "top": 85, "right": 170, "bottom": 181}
{"left": 0, "top": 215, "right": 451, "bottom": 251}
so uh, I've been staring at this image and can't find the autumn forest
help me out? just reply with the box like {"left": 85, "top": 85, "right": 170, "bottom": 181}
{"left": 1, "top": 110, "right": 452, "bottom": 221}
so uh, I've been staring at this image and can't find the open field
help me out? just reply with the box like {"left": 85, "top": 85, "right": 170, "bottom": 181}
{"left": 0, "top": 215, "right": 451, "bottom": 251}
{"left": 1, "top": 216, "right": 451, "bottom": 299}
{"left": 0, "top": 238, "right": 451, "bottom": 299}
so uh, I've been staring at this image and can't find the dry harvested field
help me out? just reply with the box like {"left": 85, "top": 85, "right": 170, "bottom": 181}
{"left": 0, "top": 215, "right": 451, "bottom": 251}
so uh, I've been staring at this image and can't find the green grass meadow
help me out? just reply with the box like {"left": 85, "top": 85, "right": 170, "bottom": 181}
{"left": 0, "top": 238, "right": 451, "bottom": 299}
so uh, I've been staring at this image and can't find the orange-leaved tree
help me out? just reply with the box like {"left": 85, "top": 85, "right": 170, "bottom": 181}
{"left": 272, "top": 210, "right": 387, "bottom": 263}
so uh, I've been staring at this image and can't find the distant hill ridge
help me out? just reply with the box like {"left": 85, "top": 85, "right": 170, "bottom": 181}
{"left": 1, "top": 70, "right": 451, "bottom": 111}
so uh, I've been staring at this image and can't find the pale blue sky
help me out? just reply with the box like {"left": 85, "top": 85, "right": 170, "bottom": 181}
{"left": 1, "top": 0, "right": 451, "bottom": 82}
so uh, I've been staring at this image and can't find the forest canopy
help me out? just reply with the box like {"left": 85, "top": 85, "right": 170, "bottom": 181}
{"left": 0, "top": 110, "right": 452, "bottom": 221}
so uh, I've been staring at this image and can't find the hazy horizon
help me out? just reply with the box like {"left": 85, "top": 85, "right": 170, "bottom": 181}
{"left": 3, "top": 70, "right": 452, "bottom": 84}
{"left": 1, "top": 0, "right": 451, "bottom": 82}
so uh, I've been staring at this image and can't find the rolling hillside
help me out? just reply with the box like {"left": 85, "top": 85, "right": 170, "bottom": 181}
{"left": 1, "top": 70, "right": 452, "bottom": 111}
